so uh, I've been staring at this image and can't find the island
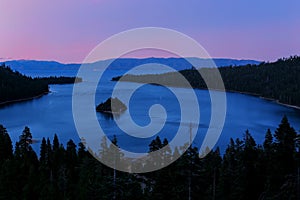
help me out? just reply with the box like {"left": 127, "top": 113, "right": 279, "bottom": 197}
{"left": 96, "top": 97, "right": 127, "bottom": 114}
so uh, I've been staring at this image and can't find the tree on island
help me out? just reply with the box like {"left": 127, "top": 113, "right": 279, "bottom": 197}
{"left": 96, "top": 97, "right": 127, "bottom": 114}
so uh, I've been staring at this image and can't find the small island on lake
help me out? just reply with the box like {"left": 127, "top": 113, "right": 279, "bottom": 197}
{"left": 96, "top": 97, "right": 127, "bottom": 114}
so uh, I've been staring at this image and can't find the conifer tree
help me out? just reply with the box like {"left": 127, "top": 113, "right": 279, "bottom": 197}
{"left": 0, "top": 125, "right": 13, "bottom": 163}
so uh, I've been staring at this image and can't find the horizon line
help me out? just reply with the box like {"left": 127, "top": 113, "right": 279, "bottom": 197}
{"left": 0, "top": 56, "right": 269, "bottom": 65}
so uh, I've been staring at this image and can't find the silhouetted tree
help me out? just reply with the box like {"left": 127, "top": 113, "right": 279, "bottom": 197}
{"left": 0, "top": 125, "right": 13, "bottom": 163}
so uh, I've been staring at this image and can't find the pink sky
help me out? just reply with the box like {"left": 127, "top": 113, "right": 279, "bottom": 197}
{"left": 0, "top": 0, "right": 299, "bottom": 63}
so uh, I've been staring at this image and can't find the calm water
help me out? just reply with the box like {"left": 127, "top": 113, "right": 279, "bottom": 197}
{"left": 0, "top": 67, "right": 299, "bottom": 153}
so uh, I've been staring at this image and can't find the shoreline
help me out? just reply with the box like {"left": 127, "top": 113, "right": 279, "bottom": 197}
{"left": 0, "top": 80, "right": 82, "bottom": 107}
{"left": 273, "top": 100, "right": 300, "bottom": 110}
{"left": 198, "top": 88, "right": 300, "bottom": 110}
{"left": 224, "top": 89, "right": 300, "bottom": 110}
{"left": 0, "top": 91, "right": 49, "bottom": 106}
{"left": 120, "top": 80, "right": 300, "bottom": 111}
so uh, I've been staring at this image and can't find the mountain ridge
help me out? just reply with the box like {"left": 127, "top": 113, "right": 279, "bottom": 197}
{"left": 1, "top": 57, "right": 260, "bottom": 72}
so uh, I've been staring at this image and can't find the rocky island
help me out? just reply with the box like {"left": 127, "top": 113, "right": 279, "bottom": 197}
{"left": 96, "top": 97, "right": 127, "bottom": 114}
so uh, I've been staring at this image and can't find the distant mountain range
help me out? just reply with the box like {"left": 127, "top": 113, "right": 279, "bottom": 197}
{"left": 1, "top": 60, "right": 79, "bottom": 71}
{"left": 1, "top": 58, "right": 260, "bottom": 73}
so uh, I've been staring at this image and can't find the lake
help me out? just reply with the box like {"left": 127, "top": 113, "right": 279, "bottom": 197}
{"left": 0, "top": 66, "right": 299, "bottom": 154}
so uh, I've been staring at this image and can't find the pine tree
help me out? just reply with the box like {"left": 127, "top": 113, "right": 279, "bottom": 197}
{"left": 266, "top": 116, "right": 298, "bottom": 198}
{"left": 65, "top": 139, "right": 77, "bottom": 199}
{"left": 240, "top": 130, "right": 262, "bottom": 200}
{"left": 274, "top": 116, "right": 297, "bottom": 175}
{"left": 19, "top": 126, "right": 33, "bottom": 157}
{"left": 46, "top": 138, "right": 53, "bottom": 167}
{"left": 78, "top": 142, "right": 87, "bottom": 161}
{"left": 40, "top": 137, "right": 47, "bottom": 164}
{"left": 263, "top": 128, "right": 273, "bottom": 152}
{"left": 0, "top": 125, "right": 14, "bottom": 199}
{"left": 262, "top": 129, "right": 276, "bottom": 197}
{"left": 147, "top": 136, "right": 163, "bottom": 169}
{"left": 66, "top": 139, "right": 77, "bottom": 166}
{"left": 0, "top": 125, "right": 13, "bottom": 163}
{"left": 100, "top": 136, "right": 109, "bottom": 161}
{"left": 53, "top": 134, "right": 60, "bottom": 152}
{"left": 149, "top": 136, "right": 163, "bottom": 152}
{"left": 173, "top": 146, "right": 180, "bottom": 160}
{"left": 109, "top": 135, "right": 123, "bottom": 200}
{"left": 219, "top": 138, "right": 238, "bottom": 199}
{"left": 162, "top": 138, "right": 172, "bottom": 166}
{"left": 39, "top": 137, "right": 54, "bottom": 199}
{"left": 13, "top": 127, "right": 39, "bottom": 199}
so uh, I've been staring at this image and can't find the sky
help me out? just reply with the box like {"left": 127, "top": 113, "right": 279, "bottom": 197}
{"left": 0, "top": 0, "right": 299, "bottom": 63}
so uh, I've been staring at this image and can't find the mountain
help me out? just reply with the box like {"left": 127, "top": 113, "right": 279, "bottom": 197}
{"left": 1, "top": 60, "right": 79, "bottom": 70}
{"left": 96, "top": 57, "right": 261, "bottom": 71}
{"left": 1, "top": 58, "right": 260, "bottom": 77}
{"left": 0, "top": 60, "right": 79, "bottom": 77}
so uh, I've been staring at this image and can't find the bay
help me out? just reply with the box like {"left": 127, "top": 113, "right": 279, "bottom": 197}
{"left": 0, "top": 66, "right": 299, "bottom": 154}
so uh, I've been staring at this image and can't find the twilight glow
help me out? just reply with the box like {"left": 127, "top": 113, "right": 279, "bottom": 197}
{"left": 0, "top": 0, "right": 299, "bottom": 63}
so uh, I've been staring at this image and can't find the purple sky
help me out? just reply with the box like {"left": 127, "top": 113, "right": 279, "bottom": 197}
{"left": 0, "top": 0, "right": 299, "bottom": 63}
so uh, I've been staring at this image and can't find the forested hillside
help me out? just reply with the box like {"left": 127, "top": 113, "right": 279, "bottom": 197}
{"left": 113, "top": 56, "right": 300, "bottom": 107}
{"left": 0, "top": 64, "right": 49, "bottom": 103}
{"left": 0, "top": 116, "right": 298, "bottom": 199}
{"left": 0, "top": 64, "right": 81, "bottom": 104}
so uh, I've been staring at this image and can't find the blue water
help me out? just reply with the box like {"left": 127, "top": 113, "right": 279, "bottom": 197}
{"left": 0, "top": 66, "right": 299, "bottom": 154}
